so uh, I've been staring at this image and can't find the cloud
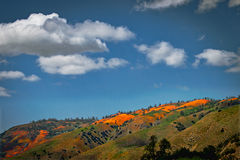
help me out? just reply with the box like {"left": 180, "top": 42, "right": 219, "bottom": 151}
{"left": 0, "top": 71, "right": 40, "bottom": 81}
{"left": 22, "top": 74, "right": 41, "bottom": 82}
{"left": 135, "top": 0, "right": 240, "bottom": 12}
{"left": 197, "top": 0, "right": 240, "bottom": 12}
{"left": 134, "top": 41, "right": 186, "bottom": 67}
{"left": 37, "top": 55, "right": 128, "bottom": 75}
{"left": 0, "top": 86, "right": 11, "bottom": 97}
{"left": 0, "top": 13, "right": 134, "bottom": 57}
{"left": 193, "top": 49, "right": 240, "bottom": 72}
{"left": 135, "top": 0, "right": 190, "bottom": 10}
{"left": 130, "top": 63, "right": 146, "bottom": 70}
{"left": 193, "top": 49, "right": 239, "bottom": 66}
{"left": 0, "top": 59, "right": 7, "bottom": 64}
{"left": 197, "top": 0, "right": 223, "bottom": 12}
{"left": 153, "top": 82, "right": 163, "bottom": 88}
{"left": 198, "top": 34, "right": 206, "bottom": 41}
{"left": 177, "top": 85, "right": 190, "bottom": 91}
{"left": 226, "top": 65, "right": 240, "bottom": 72}
{"left": 229, "top": 0, "right": 240, "bottom": 7}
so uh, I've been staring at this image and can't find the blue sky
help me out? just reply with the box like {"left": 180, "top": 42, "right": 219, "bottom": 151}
{"left": 0, "top": 0, "right": 240, "bottom": 132}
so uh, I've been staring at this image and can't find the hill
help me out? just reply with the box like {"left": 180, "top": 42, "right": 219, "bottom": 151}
{"left": 1, "top": 97, "right": 239, "bottom": 160}
{"left": 0, "top": 117, "right": 96, "bottom": 158}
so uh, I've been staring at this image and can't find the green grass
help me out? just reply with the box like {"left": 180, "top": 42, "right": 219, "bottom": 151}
{"left": 131, "top": 113, "right": 138, "bottom": 116}
{"left": 170, "top": 105, "right": 240, "bottom": 151}
{"left": 145, "top": 110, "right": 165, "bottom": 117}
{"left": 9, "top": 102, "right": 240, "bottom": 160}
{"left": 73, "top": 111, "right": 182, "bottom": 160}
{"left": 74, "top": 105, "right": 239, "bottom": 160}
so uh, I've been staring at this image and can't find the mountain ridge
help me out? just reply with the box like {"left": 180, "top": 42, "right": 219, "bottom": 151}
{"left": 1, "top": 97, "right": 239, "bottom": 160}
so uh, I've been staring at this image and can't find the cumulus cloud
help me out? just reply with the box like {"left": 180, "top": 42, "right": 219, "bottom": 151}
{"left": 22, "top": 74, "right": 41, "bottom": 82}
{"left": 229, "top": 0, "right": 240, "bottom": 7}
{"left": 226, "top": 65, "right": 240, "bottom": 72}
{"left": 197, "top": 0, "right": 224, "bottom": 12}
{"left": 193, "top": 49, "right": 240, "bottom": 72}
{"left": 37, "top": 55, "right": 128, "bottom": 75}
{"left": 0, "top": 71, "right": 40, "bottom": 81}
{"left": 177, "top": 85, "right": 190, "bottom": 91}
{"left": 197, "top": 0, "right": 240, "bottom": 12}
{"left": 0, "top": 59, "right": 7, "bottom": 64}
{"left": 135, "top": 0, "right": 240, "bottom": 12}
{"left": 135, "top": 0, "right": 190, "bottom": 10}
{"left": 0, "top": 86, "right": 11, "bottom": 97}
{"left": 0, "top": 13, "right": 134, "bottom": 57}
{"left": 134, "top": 41, "right": 186, "bottom": 67}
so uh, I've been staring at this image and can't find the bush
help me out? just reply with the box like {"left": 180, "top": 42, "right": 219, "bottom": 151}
{"left": 201, "top": 145, "right": 218, "bottom": 160}
{"left": 141, "top": 135, "right": 157, "bottom": 160}
{"left": 156, "top": 138, "right": 171, "bottom": 159}
{"left": 175, "top": 122, "right": 185, "bottom": 131}
{"left": 198, "top": 113, "right": 204, "bottom": 120}
{"left": 141, "top": 135, "right": 220, "bottom": 160}
{"left": 222, "top": 148, "right": 236, "bottom": 156}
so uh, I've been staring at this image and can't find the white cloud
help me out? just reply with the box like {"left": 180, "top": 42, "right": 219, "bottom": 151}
{"left": 193, "top": 49, "right": 239, "bottom": 66}
{"left": 197, "top": 0, "right": 240, "bottom": 12}
{"left": 135, "top": 0, "right": 190, "bottom": 10}
{"left": 0, "top": 71, "right": 24, "bottom": 79}
{"left": 177, "top": 85, "right": 190, "bottom": 91}
{"left": 134, "top": 41, "right": 186, "bottom": 67}
{"left": 229, "top": 0, "right": 240, "bottom": 7}
{"left": 0, "top": 59, "right": 7, "bottom": 64}
{"left": 106, "top": 58, "right": 129, "bottom": 68}
{"left": 226, "top": 65, "right": 240, "bottom": 72}
{"left": 198, "top": 34, "right": 206, "bottom": 41}
{"left": 37, "top": 55, "right": 128, "bottom": 75}
{"left": 193, "top": 49, "right": 240, "bottom": 72}
{"left": 0, "top": 13, "right": 134, "bottom": 57}
{"left": 0, "top": 71, "right": 40, "bottom": 81}
{"left": 153, "top": 82, "right": 163, "bottom": 88}
{"left": 22, "top": 74, "right": 41, "bottom": 82}
{"left": 197, "top": 0, "right": 223, "bottom": 12}
{"left": 0, "top": 86, "right": 11, "bottom": 97}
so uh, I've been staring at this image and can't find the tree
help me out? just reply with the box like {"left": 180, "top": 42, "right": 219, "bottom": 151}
{"left": 141, "top": 135, "right": 157, "bottom": 160}
{"left": 180, "top": 111, "right": 184, "bottom": 116}
{"left": 175, "top": 122, "right": 186, "bottom": 131}
{"left": 202, "top": 145, "right": 218, "bottom": 160}
{"left": 156, "top": 138, "right": 171, "bottom": 159}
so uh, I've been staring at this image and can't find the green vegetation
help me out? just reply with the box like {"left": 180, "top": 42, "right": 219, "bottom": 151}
{"left": 2, "top": 97, "right": 239, "bottom": 160}
{"left": 141, "top": 136, "right": 218, "bottom": 160}
{"left": 145, "top": 110, "right": 164, "bottom": 117}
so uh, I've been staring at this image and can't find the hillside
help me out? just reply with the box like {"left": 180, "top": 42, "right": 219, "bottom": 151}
{"left": 0, "top": 117, "right": 96, "bottom": 158}
{"left": 74, "top": 101, "right": 240, "bottom": 160}
{"left": 1, "top": 97, "right": 239, "bottom": 160}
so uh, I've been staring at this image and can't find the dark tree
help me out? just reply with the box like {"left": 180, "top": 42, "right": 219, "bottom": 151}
{"left": 202, "top": 145, "right": 218, "bottom": 160}
{"left": 180, "top": 111, "right": 184, "bottom": 116}
{"left": 175, "top": 122, "right": 186, "bottom": 131}
{"left": 156, "top": 138, "right": 171, "bottom": 159}
{"left": 141, "top": 135, "right": 157, "bottom": 160}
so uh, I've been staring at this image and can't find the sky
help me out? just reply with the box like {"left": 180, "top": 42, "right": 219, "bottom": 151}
{"left": 0, "top": 0, "right": 240, "bottom": 133}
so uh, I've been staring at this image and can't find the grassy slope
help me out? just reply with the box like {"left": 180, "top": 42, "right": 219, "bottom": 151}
{"left": 9, "top": 101, "right": 239, "bottom": 160}
{"left": 73, "top": 105, "right": 239, "bottom": 160}
{"left": 9, "top": 127, "right": 92, "bottom": 160}
{"left": 11, "top": 111, "right": 181, "bottom": 160}
{"left": 10, "top": 123, "right": 115, "bottom": 160}
{"left": 0, "top": 119, "right": 95, "bottom": 158}
{"left": 170, "top": 105, "right": 240, "bottom": 151}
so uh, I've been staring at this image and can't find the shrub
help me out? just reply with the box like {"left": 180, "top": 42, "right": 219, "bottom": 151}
{"left": 175, "top": 122, "right": 185, "bottom": 131}
{"left": 141, "top": 135, "right": 157, "bottom": 160}
{"left": 198, "top": 113, "right": 204, "bottom": 120}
